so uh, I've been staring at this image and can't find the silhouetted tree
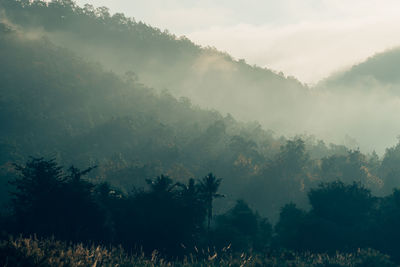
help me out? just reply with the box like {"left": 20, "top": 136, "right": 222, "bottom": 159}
{"left": 308, "top": 181, "right": 374, "bottom": 226}
{"left": 62, "top": 165, "right": 105, "bottom": 242}
{"left": 146, "top": 174, "right": 178, "bottom": 196}
{"left": 307, "top": 181, "right": 375, "bottom": 251}
{"left": 274, "top": 202, "right": 307, "bottom": 250}
{"left": 179, "top": 178, "right": 207, "bottom": 236}
{"left": 8, "top": 157, "right": 103, "bottom": 242}
{"left": 213, "top": 200, "right": 272, "bottom": 252}
{"left": 198, "top": 173, "right": 224, "bottom": 232}
{"left": 9, "top": 157, "right": 65, "bottom": 236}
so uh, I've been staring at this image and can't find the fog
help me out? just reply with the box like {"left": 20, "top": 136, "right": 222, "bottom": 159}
{"left": 5, "top": 1, "right": 400, "bottom": 262}
{"left": 3, "top": 0, "right": 400, "bottom": 156}
{"left": 43, "top": 26, "right": 400, "bottom": 154}
{"left": 75, "top": 0, "right": 400, "bottom": 84}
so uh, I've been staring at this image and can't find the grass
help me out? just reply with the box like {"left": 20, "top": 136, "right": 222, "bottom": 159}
{"left": 0, "top": 236, "right": 397, "bottom": 267}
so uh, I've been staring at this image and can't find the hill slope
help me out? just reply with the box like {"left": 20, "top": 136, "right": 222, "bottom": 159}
{"left": 0, "top": 22, "right": 318, "bottom": 219}
{"left": 319, "top": 47, "right": 400, "bottom": 91}
{"left": 0, "top": 1, "right": 395, "bottom": 220}
{"left": 0, "top": 0, "right": 310, "bottom": 134}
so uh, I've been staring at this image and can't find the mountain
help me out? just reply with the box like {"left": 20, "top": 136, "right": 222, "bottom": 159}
{"left": 0, "top": 0, "right": 392, "bottom": 220}
{"left": 0, "top": 15, "right": 364, "bottom": 221}
{"left": 0, "top": 0, "right": 310, "bottom": 134}
{"left": 0, "top": 21, "right": 310, "bottom": 219}
{"left": 319, "top": 47, "right": 400, "bottom": 90}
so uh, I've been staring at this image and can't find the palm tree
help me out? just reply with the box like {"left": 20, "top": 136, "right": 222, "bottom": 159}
{"left": 146, "top": 175, "right": 177, "bottom": 195}
{"left": 199, "top": 173, "right": 224, "bottom": 232}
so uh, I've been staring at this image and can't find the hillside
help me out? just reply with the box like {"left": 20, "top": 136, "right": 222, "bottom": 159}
{"left": 0, "top": 21, "right": 308, "bottom": 220}
{"left": 0, "top": 0, "right": 310, "bottom": 134}
{"left": 1, "top": 0, "right": 400, "bottom": 218}
{"left": 3, "top": 0, "right": 400, "bottom": 155}
{"left": 2, "top": 17, "right": 394, "bottom": 224}
{"left": 319, "top": 47, "right": 400, "bottom": 89}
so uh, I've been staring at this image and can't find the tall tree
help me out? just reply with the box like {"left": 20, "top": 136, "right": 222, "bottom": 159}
{"left": 199, "top": 173, "right": 224, "bottom": 232}
{"left": 146, "top": 175, "right": 178, "bottom": 197}
{"left": 9, "top": 157, "right": 65, "bottom": 235}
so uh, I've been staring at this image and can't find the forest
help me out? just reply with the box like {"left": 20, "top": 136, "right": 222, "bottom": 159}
{"left": 2, "top": 0, "right": 400, "bottom": 266}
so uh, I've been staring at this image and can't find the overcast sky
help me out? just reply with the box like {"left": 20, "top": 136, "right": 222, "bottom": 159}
{"left": 75, "top": 0, "right": 400, "bottom": 84}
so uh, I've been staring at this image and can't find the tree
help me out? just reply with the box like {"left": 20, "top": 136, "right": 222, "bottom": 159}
{"left": 9, "top": 157, "right": 65, "bottom": 235}
{"left": 308, "top": 181, "right": 374, "bottom": 225}
{"left": 198, "top": 173, "right": 224, "bottom": 232}
{"left": 274, "top": 203, "right": 307, "bottom": 250}
{"left": 380, "top": 140, "right": 400, "bottom": 193}
{"left": 9, "top": 157, "right": 103, "bottom": 241}
{"left": 306, "top": 181, "right": 375, "bottom": 251}
{"left": 146, "top": 174, "right": 178, "bottom": 197}
{"left": 178, "top": 178, "right": 207, "bottom": 248}
{"left": 62, "top": 165, "right": 104, "bottom": 242}
{"left": 179, "top": 178, "right": 207, "bottom": 229}
{"left": 214, "top": 200, "right": 272, "bottom": 252}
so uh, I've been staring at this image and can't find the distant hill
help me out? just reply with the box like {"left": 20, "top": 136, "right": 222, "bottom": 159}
{"left": 319, "top": 47, "right": 400, "bottom": 90}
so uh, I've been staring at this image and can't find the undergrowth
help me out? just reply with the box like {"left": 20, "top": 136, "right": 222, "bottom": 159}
{"left": 0, "top": 236, "right": 396, "bottom": 267}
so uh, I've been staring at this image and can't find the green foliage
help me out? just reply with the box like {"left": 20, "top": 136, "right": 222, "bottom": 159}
{"left": 308, "top": 181, "right": 373, "bottom": 224}
{"left": 273, "top": 180, "right": 400, "bottom": 260}
{"left": 274, "top": 203, "right": 307, "bottom": 250}
{"left": 9, "top": 157, "right": 104, "bottom": 242}
{"left": 380, "top": 141, "right": 400, "bottom": 193}
{"left": 6, "top": 158, "right": 208, "bottom": 256}
{"left": 213, "top": 200, "right": 272, "bottom": 252}
{"left": 6, "top": 157, "right": 400, "bottom": 262}
{"left": 198, "top": 173, "right": 223, "bottom": 231}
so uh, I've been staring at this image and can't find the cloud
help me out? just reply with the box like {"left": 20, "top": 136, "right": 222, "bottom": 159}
{"left": 74, "top": 0, "right": 400, "bottom": 84}
{"left": 148, "top": 7, "right": 233, "bottom": 33}
{"left": 187, "top": 15, "right": 400, "bottom": 84}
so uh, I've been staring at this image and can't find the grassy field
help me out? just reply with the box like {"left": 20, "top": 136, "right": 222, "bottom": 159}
{"left": 0, "top": 236, "right": 396, "bottom": 267}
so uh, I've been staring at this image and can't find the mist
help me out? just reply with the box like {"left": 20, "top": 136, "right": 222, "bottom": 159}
{"left": 39, "top": 26, "right": 400, "bottom": 155}
{"left": 4, "top": 1, "right": 400, "bottom": 265}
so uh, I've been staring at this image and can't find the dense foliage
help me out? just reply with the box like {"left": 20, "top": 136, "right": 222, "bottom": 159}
{"left": 2, "top": 157, "right": 400, "bottom": 263}
{"left": 2, "top": 157, "right": 272, "bottom": 256}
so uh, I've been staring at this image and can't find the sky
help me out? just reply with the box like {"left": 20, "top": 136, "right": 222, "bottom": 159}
{"left": 75, "top": 0, "right": 400, "bottom": 84}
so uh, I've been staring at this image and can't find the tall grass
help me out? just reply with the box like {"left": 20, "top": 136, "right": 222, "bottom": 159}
{"left": 0, "top": 236, "right": 396, "bottom": 267}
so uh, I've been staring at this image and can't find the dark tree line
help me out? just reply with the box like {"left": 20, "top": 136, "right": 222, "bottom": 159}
{"left": 1, "top": 157, "right": 272, "bottom": 257}
{"left": 275, "top": 181, "right": 400, "bottom": 262}
{"left": 4, "top": 157, "right": 400, "bottom": 262}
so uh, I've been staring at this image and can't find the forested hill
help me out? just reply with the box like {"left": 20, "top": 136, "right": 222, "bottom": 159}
{"left": 1, "top": 19, "right": 390, "bottom": 222}
{"left": 0, "top": 22, "right": 289, "bottom": 218}
{"left": 3, "top": 0, "right": 400, "bottom": 221}
{"left": 319, "top": 47, "right": 400, "bottom": 90}
{"left": 0, "top": 0, "right": 309, "bottom": 133}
